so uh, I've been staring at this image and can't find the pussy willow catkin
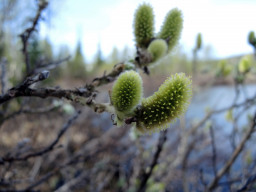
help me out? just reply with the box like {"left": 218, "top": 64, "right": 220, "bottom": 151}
{"left": 158, "top": 8, "right": 183, "bottom": 52}
{"left": 133, "top": 3, "right": 154, "bottom": 48}
{"left": 111, "top": 71, "right": 143, "bottom": 125}
{"left": 136, "top": 73, "right": 192, "bottom": 133}
{"left": 147, "top": 39, "right": 168, "bottom": 63}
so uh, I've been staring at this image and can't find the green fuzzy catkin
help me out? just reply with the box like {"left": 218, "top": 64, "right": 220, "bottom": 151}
{"left": 238, "top": 56, "right": 252, "bottom": 74}
{"left": 136, "top": 73, "right": 192, "bottom": 133}
{"left": 158, "top": 8, "right": 183, "bottom": 52}
{"left": 111, "top": 71, "right": 143, "bottom": 124}
{"left": 134, "top": 3, "right": 154, "bottom": 48}
{"left": 147, "top": 39, "right": 168, "bottom": 63}
{"left": 216, "top": 60, "right": 232, "bottom": 77}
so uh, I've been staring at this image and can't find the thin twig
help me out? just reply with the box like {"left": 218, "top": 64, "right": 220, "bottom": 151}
{"left": 31, "top": 56, "right": 71, "bottom": 75}
{"left": 19, "top": 0, "right": 48, "bottom": 74}
{"left": 209, "top": 125, "right": 217, "bottom": 177}
{"left": 0, "top": 63, "right": 129, "bottom": 105}
{"left": 237, "top": 172, "right": 256, "bottom": 192}
{"left": 0, "top": 70, "right": 50, "bottom": 104}
{"left": 199, "top": 169, "right": 207, "bottom": 190}
{"left": 136, "top": 130, "right": 168, "bottom": 192}
{"left": 91, "top": 62, "right": 126, "bottom": 87}
{"left": 0, "top": 104, "right": 60, "bottom": 126}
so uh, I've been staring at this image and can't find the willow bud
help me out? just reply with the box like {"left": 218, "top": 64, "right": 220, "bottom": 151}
{"left": 158, "top": 8, "right": 183, "bottom": 52}
{"left": 136, "top": 73, "right": 192, "bottom": 133}
{"left": 111, "top": 71, "right": 143, "bottom": 125}
{"left": 133, "top": 3, "right": 154, "bottom": 48}
{"left": 216, "top": 60, "right": 232, "bottom": 77}
{"left": 238, "top": 56, "right": 252, "bottom": 74}
{"left": 147, "top": 39, "right": 168, "bottom": 63}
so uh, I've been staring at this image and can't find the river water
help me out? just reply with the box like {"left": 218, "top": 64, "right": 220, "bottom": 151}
{"left": 187, "top": 84, "right": 256, "bottom": 134}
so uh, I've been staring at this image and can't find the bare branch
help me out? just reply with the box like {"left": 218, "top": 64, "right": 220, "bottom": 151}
{"left": 209, "top": 125, "right": 217, "bottom": 177}
{"left": 31, "top": 56, "right": 71, "bottom": 75}
{"left": 91, "top": 62, "right": 127, "bottom": 87}
{"left": 0, "top": 104, "right": 59, "bottom": 124}
{"left": 0, "top": 61, "right": 131, "bottom": 106}
{"left": 136, "top": 130, "right": 168, "bottom": 192}
{"left": 19, "top": 0, "right": 48, "bottom": 74}
{"left": 237, "top": 173, "right": 256, "bottom": 192}
{"left": 0, "top": 70, "right": 51, "bottom": 104}
{"left": 0, "top": 104, "right": 60, "bottom": 127}
{"left": 199, "top": 169, "right": 207, "bottom": 190}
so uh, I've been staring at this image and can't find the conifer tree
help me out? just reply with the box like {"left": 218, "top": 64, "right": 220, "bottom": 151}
{"left": 67, "top": 41, "right": 86, "bottom": 78}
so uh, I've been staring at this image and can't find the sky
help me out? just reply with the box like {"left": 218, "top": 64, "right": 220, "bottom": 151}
{"left": 40, "top": 0, "right": 256, "bottom": 62}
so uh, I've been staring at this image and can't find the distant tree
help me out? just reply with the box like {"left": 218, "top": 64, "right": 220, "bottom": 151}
{"left": 108, "top": 47, "right": 119, "bottom": 65}
{"left": 41, "top": 38, "right": 53, "bottom": 61}
{"left": 93, "top": 43, "right": 104, "bottom": 69}
{"left": 67, "top": 40, "right": 86, "bottom": 78}
{"left": 27, "top": 36, "right": 42, "bottom": 70}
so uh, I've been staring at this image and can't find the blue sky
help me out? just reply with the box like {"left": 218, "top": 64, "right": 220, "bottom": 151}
{"left": 40, "top": 0, "right": 256, "bottom": 61}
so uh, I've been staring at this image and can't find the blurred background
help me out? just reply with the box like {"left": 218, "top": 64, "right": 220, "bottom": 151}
{"left": 1, "top": 0, "right": 256, "bottom": 191}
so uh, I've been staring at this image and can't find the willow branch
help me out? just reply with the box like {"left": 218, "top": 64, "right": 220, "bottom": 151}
{"left": 237, "top": 173, "right": 256, "bottom": 192}
{"left": 136, "top": 130, "right": 168, "bottom": 192}
{"left": 19, "top": 0, "right": 48, "bottom": 74}
{"left": 0, "top": 104, "right": 60, "bottom": 125}
{"left": 31, "top": 55, "right": 71, "bottom": 75}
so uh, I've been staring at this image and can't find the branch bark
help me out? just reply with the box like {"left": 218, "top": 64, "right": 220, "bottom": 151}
{"left": 19, "top": 0, "right": 48, "bottom": 74}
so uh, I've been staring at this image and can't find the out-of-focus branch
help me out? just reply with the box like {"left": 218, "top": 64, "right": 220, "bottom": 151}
{"left": 199, "top": 169, "right": 207, "bottom": 190}
{"left": 20, "top": 124, "right": 129, "bottom": 191}
{"left": 136, "top": 130, "right": 168, "bottom": 192}
{"left": 31, "top": 55, "right": 71, "bottom": 75}
{"left": 54, "top": 171, "right": 89, "bottom": 192}
{"left": 0, "top": 104, "right": 60, "bottom": 126}
{"left": 91, "top": 62, "right": 127, "bottom": 87}
{"left": 0, "top": 110, "right": 81, "bottom": 164}
{"left": 0, "top": 70, "right": 50, "bottom": 104}
{"left": 19, "top": 0, "right": 48, "bottom": 74}
{"left": 207, "top": 112, "right": 256, "bottom": 191}
{"left": 237, "top": 173, "right": 256, "bottom": 192}
{"left": 209, "top": 126, "right": 217, "bottom": 177}
{"left": 0, "top": 62, "right": 129, "bottom": 106}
